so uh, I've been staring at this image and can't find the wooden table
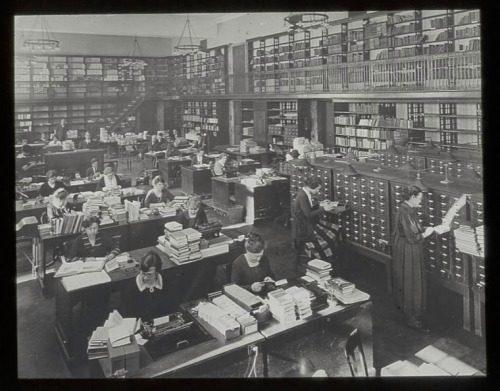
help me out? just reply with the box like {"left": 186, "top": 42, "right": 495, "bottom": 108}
{"left": 55, "top": 234, "right": 245, "bottom": 364}
{"left": 212, "top": 176, "right": 240, "bottom": 209}
{"left": 97, "top": 292, "right": 373, "bottom": 377}
{"left": 181, "top": 166, "right": 212, "bottom": 197}
{"left": 158, "top": 157, "right": 192, "bottom": 188}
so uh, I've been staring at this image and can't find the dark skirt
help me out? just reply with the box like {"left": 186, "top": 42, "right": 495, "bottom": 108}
{"left": 303, "top": 218, "right": 340, "bottom": 265}
{"left": 392, "top": 233, "right": 427, "bottom": 319}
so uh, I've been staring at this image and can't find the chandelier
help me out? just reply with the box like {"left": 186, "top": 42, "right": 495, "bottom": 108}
{"left": 284, "top": 12, "right": 329, "bottom": 32}
{"left": 174, "top": 14, "right": 202, "bottom": 53}
{"left": 22, "top": 16, "right": 60, "bottom": 52}
{"left": 123, "top": 36, "right": 147, "bottom": 68}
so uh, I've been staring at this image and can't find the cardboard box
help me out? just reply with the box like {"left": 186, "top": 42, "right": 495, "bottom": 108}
{"left": 106, "top": 338, "right": 140, "bottom": 375}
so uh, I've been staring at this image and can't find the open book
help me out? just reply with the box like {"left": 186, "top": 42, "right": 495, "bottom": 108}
{"left": 434, "top": 194, "right": 468, "bottom": 234}
{"left": 54, "top": 257, "right": 106, "bottom": 278}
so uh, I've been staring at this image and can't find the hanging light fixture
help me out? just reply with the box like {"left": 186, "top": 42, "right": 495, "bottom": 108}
{"left": 284, "top": 12, "right": 329, "bottom": 32}
{"left": 174, "top": 14, "right": 202, "bottom": 53}
{"left": 123, "top": 36, "right": 147, "bottom": 68}
{"left": 22, "top": 15, "right": 60, "bottom": 52}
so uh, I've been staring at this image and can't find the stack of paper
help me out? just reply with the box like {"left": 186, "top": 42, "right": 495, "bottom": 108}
{"left": 164, "top": 221, "right": 183, "bottom": 234}
{"left": 103, "top": 311, "right": 140, "bottom": 348}
{"left": 414, "top": 345, "right": 484, "bottom": 376}
{"left": 183, "top": 228, "right": 202, "bottom": 260}
{"left": 109, "top": 204, "right": 127, "bottom": 223}
{"left": 196, "top": 301, "right": 241, "bottom": 340}
{"left": 125, "top": 200, "right": 141, "bottom": 222}
{"left": 454, "top": 225, "right": 484, "bottom": 257}
{"left": 267, "top": 289, "right": 297, "bottom": 325}
{"left": 284, "top": 286, "right": 313, "bottom": 320}
{"left": 305, "top": 259, "right": 333, "bottom": 286}
{"left": 87, "top": 327, "right": 109, "bottom": 360}
{"left": 211, "top": 295, "right": 258, "bottom": 335}
{"left": 167, "top": 231, "right": 190, "bottom": 263}
{"left": 103, "top": 195, "right": 121, "bottom": 206}
{"left": 38, "top": 223, "right": 52, "bottom": 236}
{"left": 61, "top": 270, "right": 111, "bottom": 292}
{"left": 170, "top": 196, "right": 189, "bottom": 210}
{"left": 159, "top": 206, "right": 177, "bottom": 217}
{"left": 329, "top": 277, "right": 356, "bottom": 295}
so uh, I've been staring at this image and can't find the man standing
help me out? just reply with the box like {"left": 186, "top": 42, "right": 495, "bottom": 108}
{"left": 54, "top": 118, "right": 68, "bottom": 141}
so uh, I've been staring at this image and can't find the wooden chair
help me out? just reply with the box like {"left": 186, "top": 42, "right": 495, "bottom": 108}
{"left": 345, "top": 328, "right": 369, "bottom": 377}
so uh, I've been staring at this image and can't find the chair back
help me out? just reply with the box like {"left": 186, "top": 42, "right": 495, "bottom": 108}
{"left": 40, "top": 211, "right": 49, "bottom": 225}
{"left": 345, "top": 328, "right": 369, "bottom": 377}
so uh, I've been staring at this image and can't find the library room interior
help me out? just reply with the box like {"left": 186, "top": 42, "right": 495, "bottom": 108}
{"left": 14, "top": 11, "right": 487, "bottom": 379}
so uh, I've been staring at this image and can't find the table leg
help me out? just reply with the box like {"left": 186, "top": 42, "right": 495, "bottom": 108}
{"left": 462, "top": 290, "right": 471, "bottom": 332}
{"left": 35, "top": 238, "right": 47, "bottom": 294}
{"left": 474, "top": 293, "right": 482, "bottom": 337}
{"left": 261, "top": 340, "right": 269, "bottom": 378}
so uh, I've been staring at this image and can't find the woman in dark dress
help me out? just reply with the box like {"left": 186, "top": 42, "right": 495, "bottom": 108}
{"left": 291, "top": 177, "right": 337, "bottom": 266}
{"left": 176, "top": 194, "right": 208, "bottom": 229}
{"left": 231, "top": 232, "right": 276, "bottom": 295}
{"left": 143, "top": 176, "right": 175, "bottom": 208}
{"left": 392, "top": 185, "right": 435, "bottom": 332}
{"left": 67, "top": 216, "right": 120, "bottom": 261}
{"left": 121, "top": 251, "right": 169, "bottom": 321}
{"left": 39, "top": 170, "right": 66, "bottom": 197}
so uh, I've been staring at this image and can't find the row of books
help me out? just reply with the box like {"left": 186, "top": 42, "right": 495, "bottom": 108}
{"left": 196, "top": 301, "right": 241, "bottom": 340}
{"left": 50, "top": 211, "right": 85, "bottom": 235}
{"left": 211, "top": 295, "right": 258, "bottom": 335}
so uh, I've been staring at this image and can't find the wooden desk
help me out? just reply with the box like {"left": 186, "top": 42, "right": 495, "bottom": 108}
{"left": 213, "top": 145, "right": 274, "bottom": 166}
{"left": 259, "top": 300, "right": 374, "bottom": 377}
{"left": 44, "top": 149, "right": 106, "bottom": 177}
{"left": 236, "top": 160, "right": 262, "bottom": 174}
{"left": 158, "top": 157, "right": 192, "bottom": 188}
{"left": 129, "top": 300, "right": 265, "bottom": 378}
{"left": 55, "top": 236, "right": 245, "bottom": 364}
{"left": 181, "top": 166, "right": 212, "bottom": 197}
{"left": 235, "top": 176, "right": 290, "bottom": 224}
{"left": 212, "top": 176, "right": 240, "bottom": 209}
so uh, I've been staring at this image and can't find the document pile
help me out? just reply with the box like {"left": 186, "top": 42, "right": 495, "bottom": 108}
{"left": 284, "top": 286, "right": 313, "bottom": 320}
{"left": 195, "top": 301, "right": 241, "bottom": 340}
{"left": 38, "top": 223, "right": 52, "bottom": 236}
{"left": 267, "top": 289, "right": 297, "bottom": 325}
{"left": 121, "top": 187, "right": 146, "bottom": 197}
{"left": 50, "top": 211, "right": 86, "bottom": 235}
{"left": 305, "top": 259, "right": 333, "bottom": 286}
{"left": 148, "top": 202, "right": 177, "bottom": 217}
{"left": 454, "top": 225, "right": 484, "bottom": 257}
{"left": 104, "top": 310, "right": 141, "bottom": 348}
{"left": 125, "top": 200, "right": 141, "bottom": 221}
{"left": 158, "top": 223, "right": 203, "bottom": 264}
{"left": 324, "top": 277, "right": 370, "bottom": 305}
{"left": 109, "top": 204, "right": 127, "bottom": 223}
{"left": 87, "top": 327, "right": 109, "bottom": 360}
{"left": 82, "top": 195, "right": 104, "bottom": 218}
{"left": 211, "top": 294, "right": 258, "bottom": 335}
{"left": 183, "top": 228, "right": 203, "bottom": 261}
{"left": 99, "top": 207, "right": 115, "bottom": 226}
{"left": 170, "top": 195, "right": 189, "bottom": 210}
{"left": 60, "top": 270, "right": 111, "bottom": 292}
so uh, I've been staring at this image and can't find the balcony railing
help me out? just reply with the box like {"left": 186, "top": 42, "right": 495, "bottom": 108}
{"left": 14, "top": 51, "right": 481, "bottom": 101}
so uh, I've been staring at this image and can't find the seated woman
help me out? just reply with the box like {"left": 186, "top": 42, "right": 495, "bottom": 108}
{"left": 231, "top": 232, "right": 276, "bottom": 294}
{"left": 164, "top": 141, "right": 180, "bottom": 158}
{"left": 213, "top": 153, "right": 228, "bottom": 176}
{"left": 120, "top": 251, "right": 170, "bottom": 321}
{"left": 46, "top": 188, "right": 70, "bottom": 221}
{"left": 176, "top": 194, "right": 208, "bottom": 229}
{"left": 96, "top": 165, "right": 122, "bottom": 191}
{"left": 291, "top": 177, "right": 338, "bottom": 267}
{"left": 39, "top": 170, "right": 66, "bottom": 197}
{"left": 49, "top": 134, "right": 62, "bottom": 146}
{"left": 68, "top": 216, "right": 120, "bottom": 261}
{"left": 144, "top": 176, "right": 174, "bottom": 208}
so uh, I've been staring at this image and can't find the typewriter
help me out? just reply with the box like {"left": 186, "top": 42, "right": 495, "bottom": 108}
{"left": 197, "top": 221, "right": 223, "bottom": 238}
{"left": 141, "top": 312, "right": 193, "bottom": 342}
{"left": 222, "top": 166, "right": 239, "bottom": 178}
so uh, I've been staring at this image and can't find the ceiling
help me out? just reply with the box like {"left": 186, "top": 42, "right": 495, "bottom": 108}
{"left": 14, "top": 14, "right": 251, "bottom": 39}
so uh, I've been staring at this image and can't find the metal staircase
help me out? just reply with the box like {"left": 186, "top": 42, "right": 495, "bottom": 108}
{"left": 105, "top": 94, "right": 145, "bottom": 133}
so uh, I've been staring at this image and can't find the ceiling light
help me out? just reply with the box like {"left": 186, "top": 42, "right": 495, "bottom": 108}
{"left": 22, "top": 16, "right": 60, "bottom": 52}
{"left": 174, "top": 14, "right": 202, "bottom": 53}
{"left": 284, "top": 12, "right": 329, "bottom": 32}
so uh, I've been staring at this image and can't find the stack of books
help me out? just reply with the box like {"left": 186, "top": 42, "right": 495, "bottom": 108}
{"left": 50, "top": 211, "right": 85, "bottom": 235}
{"left": 125, "top": 200, "right": 141, "bottom": 221}
{"left": 305, "top": 259, "right": 333, "bottom": 286}
{"left": 87, "top": 327, "right": 109, "bottom": 360}
{"left": 170, "top": 196, "right": 189, "bottom": 210}
{"left": 109, "top": 204, "right": 127, "bottom": 223}
{"left": 99, "top": 207, "right": 115, "bottom": 226}
{"left": 329, "top": 277, "right": 356, "bottom": 296}
{"left": 83, "top": 196, "right": 104, "bottom": 218}
{"left": 183, "top": 228, "right": 202, "bottom": 261}
{"left": 38, "top": 223, "right": 52, "bottom": 236}
{"left": 267, "top": 289, "right": 297, "bottom": 325}
{"left": 212, "top": 294, "right": 258, "bottom": 335}
{"left": 164, "top": 221, "right": 183, "bottom": 233}
{"left": 196, "top": 301, "right": 241, "bottom": 340}
{"left": 284, "top": 286, "right": 313, "bottom": 320}
{"left": 454, "top": 225, "right": 484, "bottom": 257}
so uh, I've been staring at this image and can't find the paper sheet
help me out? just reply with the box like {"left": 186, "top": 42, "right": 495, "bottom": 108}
{"left": 61, "top": 270, "right": 111, "bottom": 291}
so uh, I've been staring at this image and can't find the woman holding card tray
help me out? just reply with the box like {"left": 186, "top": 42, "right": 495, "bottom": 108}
{"left": 392, "top": 185, "right": 435, "bottom": 333}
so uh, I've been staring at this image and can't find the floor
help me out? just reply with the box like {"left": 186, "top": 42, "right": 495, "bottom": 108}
{"left": 16, "top": 156, "right": 487, "bottom": 378}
